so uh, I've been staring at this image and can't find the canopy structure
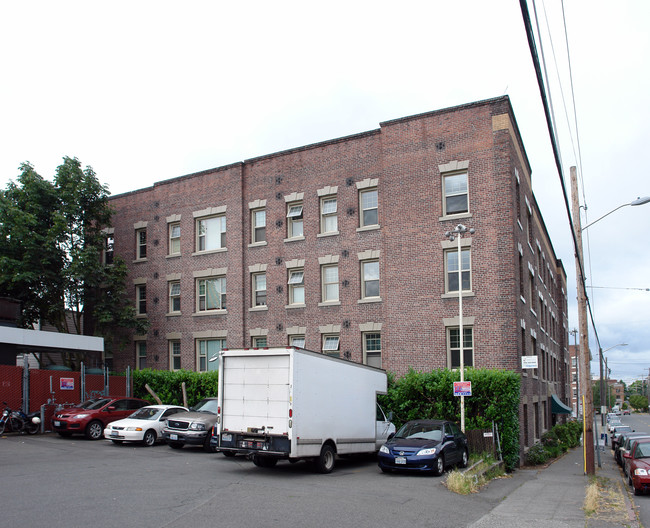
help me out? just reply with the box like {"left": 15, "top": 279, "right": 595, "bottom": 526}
{"left": 551, "top": 393, "right": 572, "bottom": 414}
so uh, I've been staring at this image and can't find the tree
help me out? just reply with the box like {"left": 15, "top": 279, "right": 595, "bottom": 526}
{"left": 592, "top": 381, "right": 615, "bottom": 410}
{"left": 629, "top": 394, "right": 649, "bottom": 412}
{"left": 0, "top": 157, "right": 148, "bottom": 368}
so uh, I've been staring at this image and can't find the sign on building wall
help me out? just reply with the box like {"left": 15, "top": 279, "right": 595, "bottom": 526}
{"left": 60, "top": 378, "right": 75, "bottom": 390}
{"left": 521, "top": 356, "right": 539, "bottom": 369}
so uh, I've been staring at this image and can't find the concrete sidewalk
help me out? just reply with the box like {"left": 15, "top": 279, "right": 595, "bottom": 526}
{"left": 469, "top": 442, "right": 639, "bottom": 528}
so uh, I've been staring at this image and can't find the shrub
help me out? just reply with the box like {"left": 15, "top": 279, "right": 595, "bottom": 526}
{"left": 133, "top": 369, "right": 219, "bottom": 407}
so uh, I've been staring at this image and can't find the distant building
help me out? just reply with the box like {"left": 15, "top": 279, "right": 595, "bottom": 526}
{"left": 106, "top": 96, "right": 571, "bottom": 462}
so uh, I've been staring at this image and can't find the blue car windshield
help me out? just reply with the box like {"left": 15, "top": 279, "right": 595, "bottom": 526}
{"left": 395, "top": 423, "right": 443, "bottom": 441}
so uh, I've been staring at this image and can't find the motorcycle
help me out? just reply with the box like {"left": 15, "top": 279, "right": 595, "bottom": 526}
{"left": 0, "top": 402, "right": 41, "bottom": 435}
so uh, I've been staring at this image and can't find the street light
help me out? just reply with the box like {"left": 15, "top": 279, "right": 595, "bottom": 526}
{"left": 444, "top": 223, "right": 475, "bottom": 433}
{"left": 599, "top": 343, "right": 627, "bottom": 425}
{"left": 570, "top": 165, "right": 650, "bottom": 475}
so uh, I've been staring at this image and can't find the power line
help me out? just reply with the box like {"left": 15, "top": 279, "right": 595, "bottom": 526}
{"left": 587, "top": 286, "right": 650, "bottom": 292}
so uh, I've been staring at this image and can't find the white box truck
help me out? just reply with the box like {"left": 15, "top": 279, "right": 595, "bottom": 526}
{"left": 214, "top": 347, "right": 395, "bottom": 473}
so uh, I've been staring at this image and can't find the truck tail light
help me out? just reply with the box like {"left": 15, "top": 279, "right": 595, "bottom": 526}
{"left": 289, "top": 408, "right": 293, "bottom": 418}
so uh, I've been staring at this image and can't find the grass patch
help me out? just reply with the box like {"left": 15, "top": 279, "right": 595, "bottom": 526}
{"left": 445, "top": 452, "right": 507, "bottom": 494}
{"left": 584, "top": 476, "right": 628, "bottom": 521}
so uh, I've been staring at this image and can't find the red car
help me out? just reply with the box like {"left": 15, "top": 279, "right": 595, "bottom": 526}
{"left": 52, "top": 397, "right": 149, "bottom": 440}
{"left": 624, "top": 439, "right": 650, "bottom": 496}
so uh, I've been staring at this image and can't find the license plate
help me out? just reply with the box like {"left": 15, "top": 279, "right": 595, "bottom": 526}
{"left": 395, "top": 456, "right": 407, "bottom": 465}
{"left": 111, "top": 430, "right": 119, "bottom": 437}
{"left": 170, "top": 434, "right": 178, "bottom": 441}
{"left": 54, "top": 420, "right": 60, "bottom": 427}
{"left": 222, "top": 433, "right": 232, "bottom": 442}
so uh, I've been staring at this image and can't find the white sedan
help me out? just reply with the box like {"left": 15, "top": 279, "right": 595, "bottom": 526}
{"left": 104, "top": 405, "right": 188, "bottom": 446}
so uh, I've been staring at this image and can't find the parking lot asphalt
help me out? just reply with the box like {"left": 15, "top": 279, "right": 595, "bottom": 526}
{"left": 0, "top": 427, "right": 646, "bottom": 528}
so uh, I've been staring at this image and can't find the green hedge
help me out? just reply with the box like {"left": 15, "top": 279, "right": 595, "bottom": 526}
{"left": 378, "top": 367, "right": 521, "bottom": 471}
{"left": 132, "top": 365, "right": 521, "bottom": 470}
{"left": 133, "top": 369, "right": 219, "bottom": 407}
{"left": 524, "top": 420, "right": 582, "bottom": 465}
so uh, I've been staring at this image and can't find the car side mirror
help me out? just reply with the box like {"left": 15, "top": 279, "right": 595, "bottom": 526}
{"left": 623, "top": 453, "right": 631, "bottom": 459}
{"left": 445, "top": 434, "right": 454, "bottom": 441}
{"left": 387, "top": 411, "right": 394, "bottom": 422}
{"left": 387, "top": 432, "right": 395, "bottom": 440}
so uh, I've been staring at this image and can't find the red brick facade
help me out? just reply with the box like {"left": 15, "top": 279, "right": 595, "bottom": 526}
{"left": 107, "top": 96, "right": 571, "bottom": 458}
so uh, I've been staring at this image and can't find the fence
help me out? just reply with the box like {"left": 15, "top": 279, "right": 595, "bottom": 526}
{"left": 0, "top": 362, "right": 131, "bottom": 431}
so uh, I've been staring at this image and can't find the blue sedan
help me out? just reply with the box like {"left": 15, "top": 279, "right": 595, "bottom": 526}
{"left": 378, "top": 419, "right": 469, "bottom": 476}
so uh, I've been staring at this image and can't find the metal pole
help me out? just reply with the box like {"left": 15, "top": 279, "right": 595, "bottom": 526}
{"left": 458, "top": 230, "right": 465, "bottom": 433}
{"left": 600, "top": 347, "right": 605, "bottom": 426}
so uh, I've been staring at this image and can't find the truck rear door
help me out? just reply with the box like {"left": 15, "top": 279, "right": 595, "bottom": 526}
{"left": 221, "top": 353, "right": 291, "bottom": 435}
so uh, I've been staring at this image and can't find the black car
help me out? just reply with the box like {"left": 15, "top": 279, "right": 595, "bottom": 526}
{"left": 377, "top": 419, "right": 468, "bottom": 476}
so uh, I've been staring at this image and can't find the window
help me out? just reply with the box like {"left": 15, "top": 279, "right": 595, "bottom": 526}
{"left": 252, "top": 272, "right": 267, "bottom": 307}
{"left": 443, "top": 172, "right": 468, "bottom": 215}
{"left": 169, "top": 222, "right": 181, "bottom": 256}
{"left": 252, "top": 336, "right": 267, "bottom": 347}
{"left": 290, "top": 335, "right": 305, "bottom": 348}
{"left": 320, "top": 196, "right": 337, "bottom": 234}
{"left": 197, "top": 277, "right": 226, "bottom": 311}
{"left": 321, "top": 264, "right": 339, "bottom": 302}
{"left": 361, "top": 260, "right": 380, "bottom": 299}
{"left": 359, "top": 189, "right": 378, "bottom": 227}
{"left": 252, "top": 209, "right": 266, "bottom": 243}
{"left": 104, "top": 235, "right": 114, "bottom": 265}
{"left": 136, "top": 228, "right": 147, "bottom": 259}
{"left": 447, "top": 327, "right": 474, "bottom": 369}
{"left": 287, "top": 202, "right": 303, "bottom": 238}
{"left": 169, "top": 281, "right": 181, "bottom": 313}
{"left": 322, "top": 335, "right": 340, "bottom": 356}
{"left": 197, "top": 215, "right": 226, "bottom": 252}
{"left": 169, "top": 341, "right": 181, "bottom": 371}
{"left": 136, "top": 284, "right": 147, "bottom": 315}
{"left": 197, "top": 338, "right": 225, "bottom": 372}
{"left": 288, "top": 269, "right": 305, "bottom": 305}
{"left": 363, "top": 332, "right": 381, "bottom": 368}
{"left": 445, "top": 248, "right": 471, "bottom": 293}
{"left": 136, "top": 341, "right": 147, "bottom": 370}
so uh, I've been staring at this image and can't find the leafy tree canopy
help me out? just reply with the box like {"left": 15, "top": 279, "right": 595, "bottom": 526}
{"left": 0, "top": 157, "right": 147, "bottom": 366}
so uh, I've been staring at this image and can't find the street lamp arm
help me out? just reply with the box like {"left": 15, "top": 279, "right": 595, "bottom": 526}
{"left": 582, "top": 196, "right": 650, "bottom": 231}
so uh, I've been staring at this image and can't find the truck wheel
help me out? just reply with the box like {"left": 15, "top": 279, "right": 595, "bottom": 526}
{"left": 315, "top": 444, "right": 336, "bottom": 474}
{"left": 253, "top": 455, "right": 278, "bottom": 468}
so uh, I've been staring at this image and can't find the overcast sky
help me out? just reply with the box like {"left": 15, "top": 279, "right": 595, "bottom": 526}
{"left": 1, "top": 1, "right": 648, "bottom": 384}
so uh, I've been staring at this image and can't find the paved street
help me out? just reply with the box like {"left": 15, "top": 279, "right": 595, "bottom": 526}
{"left": 3, "top": 416, "right": 649, "bottom": 528}
{"left": 0, "top": 433, "right": 524, "bottom": 528}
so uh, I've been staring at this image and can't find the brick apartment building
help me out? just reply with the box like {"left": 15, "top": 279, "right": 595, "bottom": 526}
{"left": 106, "top": 96, "right": 571, "bottom": 457}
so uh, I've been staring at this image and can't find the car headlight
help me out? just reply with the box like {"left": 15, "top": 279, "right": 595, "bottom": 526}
{"left": 379, "top": 445, "right": 390, "bottom": 454}
{"left": 416, "top": 447, "right": 437, "bottom": 456}
{"left": 75, "top": 414, "right": 89, "bottom": 419}
{"left": 189, "top": 423, "right": 206, "bottom": 431}
{"left": 634, "top": 468, "right": 648, "bottom": 476}
{"left": 126, "top": 427, "right": 143, "bottom": 432}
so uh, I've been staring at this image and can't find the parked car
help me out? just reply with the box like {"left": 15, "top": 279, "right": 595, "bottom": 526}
{"left": 377, "top": 419, "right": 468, "bottom": 476}
{"left": 611, "top": 425, "right": 633, "bottom": 451}
{"left": 162, "top": 397, "right": 219, "bottom": 452}
{"left": 607, "top": 418, "right": 622, "bottom": 433}
{"left": 104, "top": 405, "right": 188, "bottom": 446}
{"left": 624, "top": 437, "right": 650, "bottom": 480}
{"left": 606, "top": 412, "right": 618, "bottom": 423}
{"left": 52, "top": 397, "right": 149, "bottom": 440}
{"left": 623, "top": 409, "right": 631, "bottom": 415}
{"left": 615, "top": 432, "right": 649, "bottom": 466}
{"left": 623, "top": 439, "right": 650, "bottom": 495}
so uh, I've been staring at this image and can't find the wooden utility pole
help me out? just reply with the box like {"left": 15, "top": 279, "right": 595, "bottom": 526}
{"left": 570, "top": 166, "right": 594, "bottom": 475}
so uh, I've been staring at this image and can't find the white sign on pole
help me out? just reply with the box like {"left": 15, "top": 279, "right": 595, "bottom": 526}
{"left": 521, "top": 355, "right": 538, "bottom": 369}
